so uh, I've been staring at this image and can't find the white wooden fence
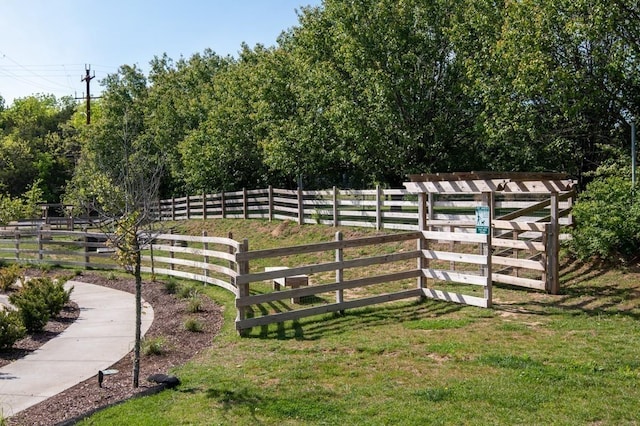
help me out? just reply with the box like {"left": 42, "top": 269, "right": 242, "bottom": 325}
{"left": 152, "top": 186, "right": 573, "bottom": 233}
{"left": 0, "top": 223, "right": 558, "bottom": 334}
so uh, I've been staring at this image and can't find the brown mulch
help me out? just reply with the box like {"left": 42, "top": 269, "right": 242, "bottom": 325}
{"left": 3, "top": 271, "right": 224, "bottom": 426}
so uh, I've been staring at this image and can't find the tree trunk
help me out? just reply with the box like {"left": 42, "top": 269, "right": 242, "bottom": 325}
{"left": 133, "top": 246, "right": 142, "bottom": 388}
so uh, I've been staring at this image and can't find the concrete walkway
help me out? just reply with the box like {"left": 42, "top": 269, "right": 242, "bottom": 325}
{"left": 0, "top": 281, "right": 154, "bottom": 417}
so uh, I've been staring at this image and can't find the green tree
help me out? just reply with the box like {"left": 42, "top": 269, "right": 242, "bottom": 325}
{"left": 66, "top": 64, "right": 165, "bottom": 388}
{"left": 176, "top": 46, "right": 269, "bottom": 193}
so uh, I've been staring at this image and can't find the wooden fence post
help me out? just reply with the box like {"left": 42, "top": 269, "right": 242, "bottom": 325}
{"left": 335, "top": 231, "right": 344, "bottom": 313}
{"left": 83, "top": 231, "right": 90, "bottom": 269}
{"left": 171, "top": 197, "right": 176, "bottom": 221}
{"left": 376, "top": 185, "right": 382, "bottom": 231}
{"left": 186, "top": 196, "right": 191, "bottom": 220}
{"left": 228, "top": 231, "right": 234, "bottom": 271}
{"left": 482, "top": 191, "right": 493, "bottom": 307}
{"left": 546, "top": 192, "right": 560, "bottom": 294}
{"left": 297, "top": 187, "right": 303, "bottom": 225}
{"left": 332, "top": 186, "right": 338, "bottom": 227}
{"left": 37, "top": 225, "right": 43, "bottom": 262}
{"left": 202, "top": 193, "right": 207, "bottom": 221}
{"left": 243, "top": 188, "right": 248, "bottom": 219}
{"left": 203, "top": 230, "right": 209, "bottom": 282}
{"left": 221, "top": 191, "right": 226, "bottom": 219}
{"left": 169, "top": 229, "right": 175, "bottom": 271}
{"left": 417, "top": 193, "right": 427, "bottom": 294}
{"left": 268, "top": 186, "right": 274, "bottom": 222}
{"left": 14, "top": 228, "right": 20, "bottom": 262}
{"left": 235, "top": 238, "right": 249, "bottom": 336}
{"left": 150, "top": 241, "right": 155, "bottom": 279}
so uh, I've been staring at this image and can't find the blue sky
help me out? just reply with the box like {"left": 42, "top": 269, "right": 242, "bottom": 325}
{"left": 0, "top": 0, "right": 322, "bottom": 106}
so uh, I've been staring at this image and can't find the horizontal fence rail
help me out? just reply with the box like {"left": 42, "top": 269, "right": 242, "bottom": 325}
{"left": 0, "top": 222, "right": 559, "bottom": 334}
{"left": 5, "top": 183, "right": 572, "bottom": 334}
{"left": 144, "top": 186, "right": 573, "bottom": 235}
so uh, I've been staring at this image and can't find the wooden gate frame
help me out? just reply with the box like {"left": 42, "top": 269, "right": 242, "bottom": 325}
{"left": 404, "top": 172, "right": 575, "bottom": 301}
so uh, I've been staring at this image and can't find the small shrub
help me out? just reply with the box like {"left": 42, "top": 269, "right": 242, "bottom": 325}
{"left": 0, "top": 310, "right": 26, "bottom": 349}
{"left": 184, "top": 317, "right": 203, "bottom": 332}
{"left": 163, "top": 277, "right": 178, "bottom": 294}
{"left": 9, "top": 277, "right": 73, "bottom": 332}
{"left": 142, "top": 336, "right": 167, "bottom": 356}
{"left": 106, "top": 271, "right": 117, "bottom": 281}
{"left": 0, "top": 264, "right": 23, "bottom": 292}
{"left": 187, "top": 294, "right": 202, "bottom": 313}
{"left": 178, "top": 284, "right": 197, "bottom": 299}
{"left": 9, "top": 289, "right": 49, "bottom": 333}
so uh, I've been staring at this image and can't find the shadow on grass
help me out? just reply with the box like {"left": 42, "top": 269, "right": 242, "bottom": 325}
{"left": 248, "top": 297, "right": 464, "bottom": 341}
{"left": 205, "top": 386, "right": 263, "bottom": 422}
{"left": 495, "top": 257, "right": 640, "bottom": 321}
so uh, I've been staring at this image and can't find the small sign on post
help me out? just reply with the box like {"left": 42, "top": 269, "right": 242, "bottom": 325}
{"left": 475, "top": 206, "right": 490, "bottom": 234}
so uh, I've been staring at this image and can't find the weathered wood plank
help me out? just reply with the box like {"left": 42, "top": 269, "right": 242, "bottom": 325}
{"left": 421, "top": 288, "right": 488, "bottom": 308}
{"left": 422, "top": 230, "right": 488, "bottom": 243}
{"left": 422, "top": 268, "right": 488, "bottom": 286}
{"left": 491, "top": 273, "right": 545, "bottom": 290}
{"left": 491, "top": 255, "right": 545, "bottom": 271}
{"left": 236, "top": 289, "right": 422, "bottom": 330}
{"left": 422, "top": 249, "right": 488, "bottom": 265}
{"left": 236, "top": 269, "right": 422, "bottom": 307}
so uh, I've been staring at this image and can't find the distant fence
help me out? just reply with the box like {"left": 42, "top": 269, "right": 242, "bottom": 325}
{"left": 152, "top": 185, "right": 573, "bottom": 233}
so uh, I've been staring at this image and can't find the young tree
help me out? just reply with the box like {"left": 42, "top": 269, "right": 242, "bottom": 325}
{"left": 65, "top": 64, "right": 164, "bottom": 387}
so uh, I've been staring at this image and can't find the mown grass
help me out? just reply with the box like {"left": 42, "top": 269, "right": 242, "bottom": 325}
{"left": 78, "top": 219, "right": 640, "bottom": 425}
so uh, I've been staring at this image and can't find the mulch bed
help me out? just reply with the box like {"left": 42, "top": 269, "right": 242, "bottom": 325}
{"left": 3, "top": 271, "right": 224, "bottom": 426}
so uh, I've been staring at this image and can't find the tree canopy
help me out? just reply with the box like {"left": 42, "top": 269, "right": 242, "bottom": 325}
{"left": 3, "top": 0, "right": 640, "bottom": 204}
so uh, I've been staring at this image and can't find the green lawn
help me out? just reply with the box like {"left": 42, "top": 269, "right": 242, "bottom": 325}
{"left": 78, "top": 220, "right": 640, "bottom": 425}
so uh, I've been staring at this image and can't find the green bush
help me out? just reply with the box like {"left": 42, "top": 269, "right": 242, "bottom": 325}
{"left": 184, "top": 317, "right": 203, "bottom": 332}
{"left": 570, "top": 176, "right": 640, "bottom": 263}
{"left": 0, "top": 310, "right": 26, "bottom": 349}
{"left": 9, "top": 277, "right": 73, "bottom": 332}
{"left": 142, "top": 336, "right": 167, "bottom": 356}
{"left": 163, "top": 277, "right": 178, "bottom": 294}
{"left": 9, "top": 289, "right": 50, "bottom": 333}
{"left": 0, "top": 264, "right": 23, "bottom": 292}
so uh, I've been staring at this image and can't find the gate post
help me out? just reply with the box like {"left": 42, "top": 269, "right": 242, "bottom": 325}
{"left": 335, "top": 231, "right": 344, "bottom": 313}
{"left": 482, "top": 191, "right": 493, "bottom": 307}
{"left": 235, "top": 238, "right": 250, "bottom": 336}
{"left": 417, "top": 192, "right": 427, "bottom": 295}
{"left": 546, "top": 192, "right": 560, "bottom": 294}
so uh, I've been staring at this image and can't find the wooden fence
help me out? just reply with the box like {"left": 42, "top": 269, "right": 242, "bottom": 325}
{"left": 0, "top": 222, "right": 559, "bottom": 334}
{"left": 151, "top": 186, "right": 573, "bottom": 233}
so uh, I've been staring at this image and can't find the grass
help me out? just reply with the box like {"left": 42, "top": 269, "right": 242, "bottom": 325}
{"left": 69, "top": 219, "right": 640, "bottom": 425}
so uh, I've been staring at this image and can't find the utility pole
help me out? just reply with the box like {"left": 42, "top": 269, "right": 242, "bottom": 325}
{"left": 81, "top": 65, "right": 95, "bottom": 124}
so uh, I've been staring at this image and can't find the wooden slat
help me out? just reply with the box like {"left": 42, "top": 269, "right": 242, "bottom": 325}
{"left": 151, "top": 244, "right": 237, "bottom": 263}
{"left": 422, "top": 230, "right": 488, "bottom": 243}
{"left": 492, "top": 237, "right": 545, "bottom": 252}
{"left": 236, "top": 269, "right": 422, "bottom": 307}
{"left": 423, "top": 250, "right": 488, "bottom": 265}
{"left": 492, "top": 220, "right": 547, "bottom": 232}
{"left": 496, "top": 198, "right": 551, "bottom": 221}
{"left": 491, "top": 273, "right": 545, "bottom": 290}
{"left": 144, "top": 267, "right": 237, "bottom": 293}
{"left": 236, "top": 289, "right": 422, "bottom": 330}
{"left": 146, "top": 255, "right": 238, "bottom": 277}
{"left": 236, "top": 232, "right": 420, "bottom": 262}
{"left": 422, "top": 268, "right": 488, "bottom": 286}
{"left": 422, "top": 288, "right": 488, "bottom": 308}
{"left": 491, "top": 256, "right": 545, "bottom": 271}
